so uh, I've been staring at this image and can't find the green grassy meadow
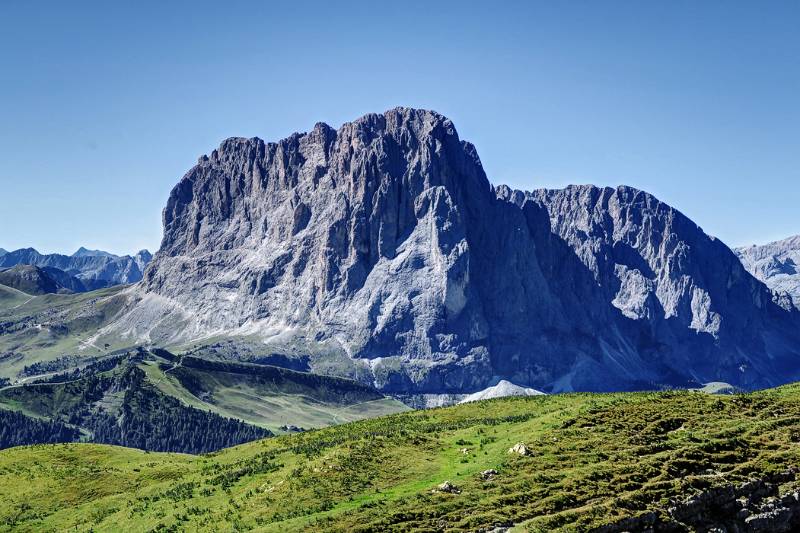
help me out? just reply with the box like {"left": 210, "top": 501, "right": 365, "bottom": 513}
{"left": 2, "top": 384, "right": 799, "bottom": 532}
{"left": 0, "top": 285, "right": 128, "bottom": 379}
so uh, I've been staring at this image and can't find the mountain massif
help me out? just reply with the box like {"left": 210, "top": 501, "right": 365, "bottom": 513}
{"left": 0, "top": 247, "right": 151, "bottom": 291}
{"left": 736, "top": 235, "right": 800, "bottom": 310}
{"left": 100, "top": 107, "right": 800, "bottom": 395}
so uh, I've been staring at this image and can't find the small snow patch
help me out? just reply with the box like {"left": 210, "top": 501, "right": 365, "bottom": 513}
{"left": 459, "top": 380, "right": 545, "bottom": 404}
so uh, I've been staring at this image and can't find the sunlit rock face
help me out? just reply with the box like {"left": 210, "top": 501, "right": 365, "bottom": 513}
{"left": 735, "top": 235, "right": 800, "bottom": 311}
{"left": 111, "top": 108, "right": 800, "bottom": 393}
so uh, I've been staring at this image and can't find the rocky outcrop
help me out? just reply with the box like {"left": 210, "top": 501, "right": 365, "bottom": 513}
{"left": 434, "top": 481, "right": 461, "bottom": 494}
{"left": 507, "top": 443, "right": 533, "bottom": 456}
{"left": 594, "top": 469, "right": 800, "bottom": 532}
{"left": 735, "top": 235, "right": 800, "bottom": 310}
{"left": 108, "top": 107, "right": 800, "bottom": 394}
{"left": 0, "top": 248, "right": 152, "bottom": 290}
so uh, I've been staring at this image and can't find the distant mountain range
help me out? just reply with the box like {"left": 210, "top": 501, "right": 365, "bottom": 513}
{"left": 736, "top": 235, "right": 800, "bottom": 310}
{"left": 0, "top": 247, "right": 151, "bottom": 292}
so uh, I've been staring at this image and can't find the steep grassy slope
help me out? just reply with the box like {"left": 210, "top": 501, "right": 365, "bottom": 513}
{"left": 134, "top": 354, "right": 407, "bottom": 434}
{"left": 155, "top": 357, "right": 407, "bottom": 432}
{"left": 0, "top": 284, "right": 35, "bottom": 307}
{"left": 2, "top": 385, "right": 799, "bottom": 532}
{"left": 0, "top": 265, "right": 62, "bottom": 295}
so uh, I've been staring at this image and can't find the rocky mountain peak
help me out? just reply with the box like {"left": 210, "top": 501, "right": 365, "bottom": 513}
{"left": 152, "top": 106, "right": 489, "bottom": 261}
{"left": 72, "top": 247, "right": 118, "bottom": 258}
{"left": 111, "top": 108, "right": 800, "bottom": 394}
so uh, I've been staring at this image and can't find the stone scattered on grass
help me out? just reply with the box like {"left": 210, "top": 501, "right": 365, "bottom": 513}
{"left": 434, "top": 481, "right": 461, "bottom": 494}
{"left": 481, "top": 469, "right": 498, "bottom": 480}
{"left": 508, "top": 442, "right": 532, "bottom": 456}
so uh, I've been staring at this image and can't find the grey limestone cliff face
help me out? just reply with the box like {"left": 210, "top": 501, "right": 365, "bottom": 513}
{"left": 736, "top": 235, "right": 800, "bottom": 310}
{"left": 113, "top": 108, "right": 800, "bottom": 393}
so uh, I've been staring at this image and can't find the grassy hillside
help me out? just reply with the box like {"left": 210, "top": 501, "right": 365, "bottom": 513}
{"left": 1, "top": 384, "right": 799, "bottom": 532}
{"left": 0, "top": 265, "right": 70, "bottom": 295}
{"left": 0, "top": 354, "right": 271, "bottom": 454}
{"left": 0, "top": 284, "right": 128, "bottom": 379}
{"left": 0, "top": 284, "right": 32, "bottom": 308}
{"left": 135, "top": 353, "right": 407, "bottom": 434}
{"left": 0, "top": 350, "right": 407, "bottom": 451}
{"left": 154, "top": 357, "right": 407, "bottom": 432}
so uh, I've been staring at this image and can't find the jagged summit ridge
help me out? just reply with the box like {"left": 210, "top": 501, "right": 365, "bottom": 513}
{"left": 111, "top": 107, "right": 800, "bottom": 394}
{"left": 72, "top": 247, "right": 117, "bottom": 258}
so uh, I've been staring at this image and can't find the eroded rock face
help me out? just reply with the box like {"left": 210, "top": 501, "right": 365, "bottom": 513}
{"left": 110, "top": 107, "right": 800, "bottom": 394}
{"left": 736, "top": 235, "right": 800, "bottom": 311}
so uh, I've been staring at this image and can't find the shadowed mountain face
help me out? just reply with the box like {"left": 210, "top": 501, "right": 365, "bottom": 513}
{"left": 108, "top": 107, "right": 800, "bottom": 393}
{"left": 735, "top": 235, "right": 800, "bottom": 310}
{"left": 0, "top": 265, "right": 64, "bottom": 294}
{"left": 0, "top": 248, "right": 151, "bottom": 290}
{"left": 0, "top": 264, "right": 93, "bottom": 295}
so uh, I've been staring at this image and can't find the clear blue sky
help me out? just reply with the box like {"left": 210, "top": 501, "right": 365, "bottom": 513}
{"left": 1, "top": 1, "right": 797, "bottom": 255}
